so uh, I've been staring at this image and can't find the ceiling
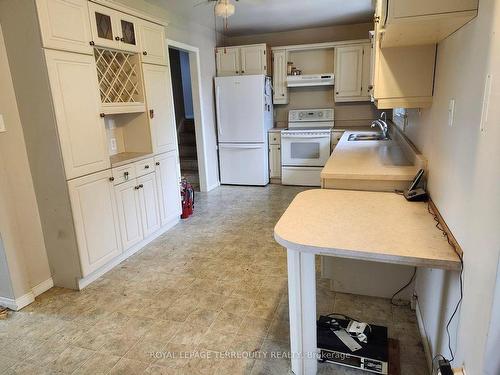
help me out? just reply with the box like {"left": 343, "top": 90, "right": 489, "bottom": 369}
{"left": 151, "top": 0, "right": 374, "bottom": 36}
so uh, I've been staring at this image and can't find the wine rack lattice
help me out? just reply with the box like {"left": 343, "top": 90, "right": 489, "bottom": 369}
{"left": 94, "top": 48, "right": 142, "bottom": 104}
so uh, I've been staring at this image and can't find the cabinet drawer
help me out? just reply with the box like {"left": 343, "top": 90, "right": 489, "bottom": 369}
{"left": 269, "top": 132, "right": 281, "bottom": 145}
{"left": 135, "top": 157, "right": 155, "bottom": 177}
{"left": 112, "top": 164, "right": 136, "bottom": 185}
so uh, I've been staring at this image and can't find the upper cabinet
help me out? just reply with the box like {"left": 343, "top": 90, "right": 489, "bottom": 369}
{"left": 378, "top": 0, "right": 478, "bottom": 47}
{"left": 272, "top": 49, "right": 288, "bottom": 105}
{"left": 334, "top": 44, "right": 371, "bottom": 102}
{"left": 88, "top": 2, "right": 140, "bottom": 53}
{"left": 45, "top": 49, "right": 110, "bottom": 179}
{"left": 216, "top": 44, "right": 268, "bottom": 76}
{"left": 36, "top": 0, "right": 93, "bottom": 55}
{"left": 139, "top": 22, "right": 167, "bottom": 65}
{"left": 143, "top": 63, "right": 177, "bottom": 154}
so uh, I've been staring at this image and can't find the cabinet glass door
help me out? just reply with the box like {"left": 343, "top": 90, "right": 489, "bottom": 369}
{"left": 89, "top": 3, "right": 118, "bottom": 49}
{"left": 95, "top": 12, "right": 113, "bottom": 40}
{"left": 117, "top": 15, "right": 140, "bottom": 53}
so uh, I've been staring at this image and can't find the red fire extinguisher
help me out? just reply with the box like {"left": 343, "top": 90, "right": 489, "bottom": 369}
{"left": 180, "top": 178, "right": 194, "bottom": 219}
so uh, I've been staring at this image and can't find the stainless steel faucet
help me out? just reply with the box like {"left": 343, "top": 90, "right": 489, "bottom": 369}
{"left": 371, "top": 119, "right": 389, "bottom": 139}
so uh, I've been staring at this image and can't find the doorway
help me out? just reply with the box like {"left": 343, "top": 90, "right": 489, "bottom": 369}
{"left": 167, "top": 39, "right": 209, "bottom": 192}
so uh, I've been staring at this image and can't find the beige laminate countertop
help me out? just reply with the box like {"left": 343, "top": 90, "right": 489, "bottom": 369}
{"left": 321, "top": 130, "right": 419, "bottom": 181}
{"left": 110, "top": 152, "right": 153, "bottom": 167}
{"left": 274, "top": 189, "right": 461, "bottom": 270}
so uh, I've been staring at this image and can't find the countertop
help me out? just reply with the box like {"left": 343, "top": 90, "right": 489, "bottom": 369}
{"left": 110, "top": 152, "right": 153, "bottom": 167}
{"left": 321, "top": 130, "right": 420, "bottom": 181}
{"left": 274, "top": 189, "right": 461, "bottom": 270}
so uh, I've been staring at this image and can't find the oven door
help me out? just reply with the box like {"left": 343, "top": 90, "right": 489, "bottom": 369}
{"left": 281, "top": 132, "right": 331, "bottom": 166}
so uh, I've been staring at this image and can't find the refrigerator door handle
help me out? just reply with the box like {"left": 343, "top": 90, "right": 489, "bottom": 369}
{"left": 219, "top": 144, "right": 263, "bottom": 149}
{"left": 216, "top": 86, "right": 222, "bottom": 138}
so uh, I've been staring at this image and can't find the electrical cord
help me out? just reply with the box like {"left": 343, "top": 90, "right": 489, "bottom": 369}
{"left": 427, "top": 202, "right": 464, "bottom": 363}
{"left": 390, "top": 267, "right": 417, "bottom": 306}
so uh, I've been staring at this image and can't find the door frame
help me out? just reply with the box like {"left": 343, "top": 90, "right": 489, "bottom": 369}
{"left": 166, "top": 39, "right": 209, "bottom": 192}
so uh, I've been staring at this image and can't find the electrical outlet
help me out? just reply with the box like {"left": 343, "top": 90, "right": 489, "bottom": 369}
{"left": 0, "top": 114, "right": 6, "bottom": 133}
{"left": 448, "top": 99, "right": 455, "bottom": 127}
{"left": 110, "top": 138, "right": 117, "bottom": 152}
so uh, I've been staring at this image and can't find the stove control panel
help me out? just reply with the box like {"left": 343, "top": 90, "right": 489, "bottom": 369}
{"left": 289, "top": 109, "right": 334, "bottom": 122}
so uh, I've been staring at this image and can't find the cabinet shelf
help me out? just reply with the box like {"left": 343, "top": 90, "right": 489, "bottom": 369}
{"left": 94, "top": 48, "right": 145, "bottom": 114}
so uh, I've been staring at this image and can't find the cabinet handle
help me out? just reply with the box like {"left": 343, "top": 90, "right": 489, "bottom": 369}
{"left": 149, "top": 109, "right": 154, "bottom": 119}
{"left": 368, "top": 85, "right": 373, "bottom": 90}
{"left": 124, "top": 171, "right": 129, "bottom": 180}
{"left": 139, "top": 184, "right": 144, "bottom": 188}
{"left": 241, "top": 70, "right": 245, "bottom": 74}
{"left": 120, "top": 37, "right": 125, "bottom": 42}
{"left": 143, "top": 51, "right": 148, "bottom": 56}
{"left": 100, "top": 113, "right": 105, "bottom": 118}
{"left": 134, "top": 185, "right": 140, "bottom": 190}
{"left": 115, "top": 36, "right": 120, "bottom": 41}
{"left": 155, "top": 162, "right": 160, "bottom": 166}
{"left": 109, "top": 177, "right": 114, "bottom": 182}
{"left": 235, "top": 71, "right": 238, "bottom": 74}
{"left": 145, "top": 165, "right": 150, "bottom": 169}
{"left": 89, "top": 41, "right": 95, "bottom": 46}
{"left": 282, "top": 94, "right": 285, "bottom": 97}
{"left": 336, "top": 92, "right": 339, "bottom": 95}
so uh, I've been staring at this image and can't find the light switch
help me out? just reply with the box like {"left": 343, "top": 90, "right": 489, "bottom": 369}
{"left": 110, "top": 138, "right": 117, "bottom": 152}
{"left": 448, "top": 99, "right": 455, "bottom": 127}
{"left": 0, "top": 114, "right": 6, "bottom": 133}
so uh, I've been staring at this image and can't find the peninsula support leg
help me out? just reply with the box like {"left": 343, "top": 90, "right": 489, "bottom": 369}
{"left": 287, "top": 249, "right": 318, "bottom": 375}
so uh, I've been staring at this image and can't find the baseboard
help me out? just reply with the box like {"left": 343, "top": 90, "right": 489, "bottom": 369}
{"left": 206, "top": 181, "right": 220, "bottom": 192}
{"left": 0, "top": 292, "right": 34, "bottom": 311}
{"left": 32, "top": 277, "right": 54, "bottom": 297}
{"left": 78, "top": 217, "right": 179, "bottom": 290}
{"left": 416, "top": 300, "right": 433, "bottom": 374}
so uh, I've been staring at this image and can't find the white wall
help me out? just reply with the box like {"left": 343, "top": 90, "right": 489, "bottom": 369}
{"left": 110, "top": 0, "right": 221, "bottom": 190}
{"left": 0, "top": 25, "right": 51, "bottom": 301}
{"left": 401, "top": 0, "right": 500, "bottom": 372}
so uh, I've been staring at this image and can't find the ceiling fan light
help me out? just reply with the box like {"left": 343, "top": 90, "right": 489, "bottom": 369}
{"left": 215, "top": 1, "right": 235, "bottom": 18}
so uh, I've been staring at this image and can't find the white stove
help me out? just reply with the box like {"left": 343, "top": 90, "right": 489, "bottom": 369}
{"left": 281, "top": 109, "right": 334, "bottom": 186}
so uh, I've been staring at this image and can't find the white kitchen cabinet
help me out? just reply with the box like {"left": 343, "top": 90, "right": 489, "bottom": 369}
{"left": 269, "top": 144, "right": 281, "bottom": 179}
{"left": 114, "top": 179, "right": 143, "bottom": 250}
{"left": 155, "top": 151, "right": 182, "bottom": 225}
{"left": 143, "top": 64, "right": 177, "bottom": 154}
{"left": 361, "top": 44, "right": 372, "bottom": 98}
{"left": 216, "top": 44, "right": 268, "bottom": 76}
{"left": 240, "top": 45, "right": 267, "bottom": 75}
{"left": 216, "top": 47, "right": 240, "bottom": 76}
{"left": 44, "top": 49, "right": 110, "bottom": 180}
{"left": 334, "top": 44, "right": 371, "bottom": 102}
{"left": 137, "top": 172, "right": 161, "bottom": 237}
{"left": 88, "top": 2, "right": 140, "bottom": 53}
{"left": 378, "top": 0, "right": 478, "bottom": 47}
{"left": 68, "top": 170, "right": 122, "bottom": 277}
{"left": 139, "top": 21, "right": 166, "bottom": 65}
{"left": 36, "top": 0, "right": 93, "bottom": 55}
{"left": 272, "top": 49, "right": 288, "bottom": 105}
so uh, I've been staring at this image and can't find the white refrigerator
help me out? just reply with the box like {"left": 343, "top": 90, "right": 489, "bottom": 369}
{"left": 215, "top": 75, "right": 273, "bottom": 186}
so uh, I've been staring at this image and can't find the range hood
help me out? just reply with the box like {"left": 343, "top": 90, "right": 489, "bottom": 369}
{"left": 287, "top": 73, "right": 335, "bottom": 87}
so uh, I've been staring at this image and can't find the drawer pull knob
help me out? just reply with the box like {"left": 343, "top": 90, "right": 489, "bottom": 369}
{"left": 100, "top": 113, "right": 105, "bottom": 118}
{"left": 115, "top": 36, "right": 120, "bottom": 41}
{"left": 89, "top": 41, "right": 95, "bottom": 46}
{"left": 143, "top": 51, "right": 148, "bottom": 56}
{"left": 145, "top": 165, "right": 150, "bottom": 169}
{"left": 109, "top": 177, "right": 114, "bottom": 182}
{"left": 149, "top": 109, "right": 154, "bottom": 119}
{"left": 134, "top": 185, "right": 139, "bottom": 190}
{"left": 139, "top": 184, "right": 143, "bottom": 188}
{"left": 155, "top": 162, "right": 160, "bottom": 166}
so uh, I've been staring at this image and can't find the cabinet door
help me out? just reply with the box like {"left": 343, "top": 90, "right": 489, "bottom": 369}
{"left": 45, "top": 49, "right": 110, "bottom": 180}
{"left": 216, "top": 47, "right": 240, "bottom": 76}
{"left": 240, "top": 45, "right": 266, "bottom": 75}
{"left": 36, "top": 0, "right": 93, "bottom": 54}
{"left": 114, "top": 180, "right": 143, "bottom": 250}
{"left": 68, "top": 170, "right": 122, "bottom": 277}
{"left": 361, "top": 44, "right": 372, "bottom": 99}
{"left": 137, "top": 173, "right": 161, "bottom": 237}
{"left": 334, "top": 45, "right": 364, "bottom": 101}
{"left": 269, "top": 144, "right": 281, "bottom": 179}
{"left": 115, "top": 13, "right": 140, "bottom": 53}
{"left": 88, "top": 2, "right": 119, "bottom": 49}
{"left": 272, "top": 50, "right": 288, "bottom": 104}
{"left": 139, "top": 22, "right": 166, "bottom": 65}
{"left": 143, "top": 64, "right": 177, "bottom": 154}
{"left": 155, "top": 151, "right": 181, "bottom": 225}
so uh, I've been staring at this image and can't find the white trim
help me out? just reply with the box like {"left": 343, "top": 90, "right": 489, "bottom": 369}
{"left": 32, "top": 277, "right": 54, "bottom": 297}
{"left": 77, "top": 217, "right": 179, "bottom": 289}
{"left": 271, "top": 39, "right": 370, "bottom": 52}
{"left": 416, "top": 300, "right": 433, "bottom": 374}
{"left": 167, "top": 39, "right": 212, "bottom": 192}
{"left": 0, "top": 292, "right": 34, "bottom": 311}
{"left": 206, "top": 181, "right": 220, "bottom": 192}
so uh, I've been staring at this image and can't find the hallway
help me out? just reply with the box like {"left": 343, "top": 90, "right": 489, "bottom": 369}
{"left": 0, "top": 186, "right": 427, "bottom": 374}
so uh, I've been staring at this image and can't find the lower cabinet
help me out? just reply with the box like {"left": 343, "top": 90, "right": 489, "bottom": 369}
{"left": 114, "top": 179, "right": 143, "bottom": 249}
{"left": 68, "top": 170, "right": 122, "bottom": 277}
{"left": 137, "top": 172, "right": 161, "bottom": 237}
{"left": 269, "top": 144, "right": 281, "bottom": 179}
{"left": 155, "top": 151, "right": 182, "bottom": 225}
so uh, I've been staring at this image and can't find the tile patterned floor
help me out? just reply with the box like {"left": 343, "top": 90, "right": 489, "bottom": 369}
{"left": 0, "top": 185, "right": 428, "bottom": 374}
